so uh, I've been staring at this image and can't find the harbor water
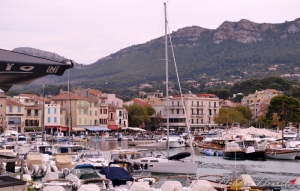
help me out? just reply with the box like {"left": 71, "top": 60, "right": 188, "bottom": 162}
{"left": 77, "top": 140, "right": 300, "bottom": 190}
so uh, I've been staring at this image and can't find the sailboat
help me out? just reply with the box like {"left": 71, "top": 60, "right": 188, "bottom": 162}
{"left": 132, "top": 3, "right": 198, "bottom": 174}
{"left": 265, "top": 102, "right": 298, "bottom": 160}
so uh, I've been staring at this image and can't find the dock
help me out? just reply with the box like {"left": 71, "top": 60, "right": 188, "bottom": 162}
{"left": 128, "top": 140, "right": 157, "bottom": 146}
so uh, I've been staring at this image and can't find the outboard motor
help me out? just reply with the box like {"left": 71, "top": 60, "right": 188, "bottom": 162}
{"left": 133, "top": 162, "right": 140, "bottom": 170}
{"left": 42, "top": 164, "right": 48, "bottom": 175}
{"left": 63, "top": 168, "right": 70, "bottom": 178}
{"left": 49, "top": 161, "right": 58, "bottom": 172}
{"left": 32, "top": 164, "right": 39, "bottom": 175}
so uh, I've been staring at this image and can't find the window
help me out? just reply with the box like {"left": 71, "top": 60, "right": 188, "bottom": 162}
{"left": 192, "top": 101, "right": 193, "bottom": 107}
{"left": 183, "top": 109, "right": 185, "bottom": 114}
{"left": 191, "top": 119, "right": 194, "bottom": 124}
{"left": 119, "top": 111, "right": 122, "bottom": 117}
{"left": 9, "top": 106, "right": 12, "bottom": 113}
{"left": 54, "top": 108, "right": 57, "bottom": 114}
{"left": 84, "top": 109, "right": 88, "bottom": 115}
{"left": 191, "top": 108, "right": 194, "bottom": 115}
{"left": 201, "top": 119, "right": 203, "bottom": 124}
{"left": 171, "top": 109, "right": 174, "bottom": 114}
{"left": 84, "top": 118, "right": 87, "bottom": 125}
{"left": 100, "top": 109, "right": 102, "bottom": 114}
{"left": 110, "top": 113, "right": 113, "bottom": 120}
{"left": 54, "top": 117, "right": 57, "bottom": 123}
{"left": 104, "top": 109, "right": 107, "bottom": 114}
{"left": 48, "top": 108, "right": 50, "bottom": 114}
{"left": 27, "top": 109, "right": 31, "bottom": 116}
{"left": 177, "top": 109, "right": 179, "bottom": 114}
{"left": 8, "top": 117, "right": 21, "bottom": 124}
{"left": 47, "top": 117, "right": 50, "bottom": 123}
{"left": 95, "top": 111, "right": 97, "bottom": 116}
{"left": 34, "top": 109, "right": 38, "bottom": 116}
{"left": 79, "top": 109, "right": 81, "bottom": 114}
{"left": 79, "top": 118, "right": 81, "bottom": 124}
{"left": 214, "top": 102, "right": 217, "bottom": 108}
{"left": 196, "top": 119, "right": 198, "bottom": 124}
{"left": 209, "top": 109, "right": 212, "bottom": 115}
{"left": 18, "top": 106, "right": 21, "bottom": 113}
{"left": 197, "top": 101, "right": 199, "bottom": 107}
{"left": 177, "top": 101, "right": 179, "bottom": 106}
{"left": 90, "top": 111, "right": 92, "bottom": 116}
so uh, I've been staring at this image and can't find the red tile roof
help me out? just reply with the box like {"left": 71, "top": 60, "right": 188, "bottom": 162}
{"left": 7, "top": 99, "right": 23, "bottom": 106}
{"left": 19, "top": 94, "right": 51, "bottom": 102}
{"left": 89, "top": 89, "right": 102, "bottom": 96}
{"left": 133, "top": 98, "right": 150, "bottom": 106}
{"left": 51, "top": 92, "right": 96, "bottom": 102}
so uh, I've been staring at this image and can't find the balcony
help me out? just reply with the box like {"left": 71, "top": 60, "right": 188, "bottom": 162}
{"left": 162, "top": 122, "right": 186, "bottom": 126}
{"left": 167, "top": 105, "right": 185, "bottom": 108}
{"left": 100, "top": 103, "right": 108, "bottom": 107}
{"left": 191, "top": 105, "right": 205, "bottom": 108}
{"left": 191, "top": 113, "right": 205, "bottom": 117}
{"left": 208, "top": 105, "right": 218, "bottom": 108}
{"left": 77, "top": 103, "right": 89, "bottom": 108}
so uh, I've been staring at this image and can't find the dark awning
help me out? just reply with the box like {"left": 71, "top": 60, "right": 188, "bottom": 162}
{"left": 0, "top": 49, "right": 74, "bottom": 91}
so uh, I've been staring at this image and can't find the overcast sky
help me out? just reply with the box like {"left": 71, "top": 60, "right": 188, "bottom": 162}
{"left": 1, "top": 0, "right": 299, "bottom": 64}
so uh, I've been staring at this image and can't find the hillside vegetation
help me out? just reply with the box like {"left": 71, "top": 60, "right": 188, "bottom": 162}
{"left": 9, "top": 18, "right": 300, "bottom": 100}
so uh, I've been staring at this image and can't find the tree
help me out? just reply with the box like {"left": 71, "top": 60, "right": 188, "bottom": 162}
{"left": 124, "top": 104, "right": 155, "bottom": 127}
{"left": 214, "top": 107, "right": 247, "bottom": 128}
{"left": 235, "top": 105, "right": 252, "bottom": 121}
{"left": 266, "top": 95, "right": 300, "bottom": 125}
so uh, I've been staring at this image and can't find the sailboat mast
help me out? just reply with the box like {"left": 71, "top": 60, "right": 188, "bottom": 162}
{"left": 68, "top": 69, "right": 72, "bottom": 138}
{"left": 164, "top": 2, "right": 169, "bottom": 157}
{"left": 282, "top": 102, "right": 284, "bottom": 147}
{"left": 42, "top": 83, "right": 45, "bottom": 144}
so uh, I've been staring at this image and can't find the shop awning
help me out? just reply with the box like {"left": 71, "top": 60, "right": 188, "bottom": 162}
{"left": 84, "top": 126, "right": 111, "bottom": 131}
{"left": 72, "top": 127, "right": 86, "bottom": 131}
{"left": 108, "top": 125, "right": 118, "bottom": 130}
{"left": 127, "top": 127, "right": 146, "bottom": 131}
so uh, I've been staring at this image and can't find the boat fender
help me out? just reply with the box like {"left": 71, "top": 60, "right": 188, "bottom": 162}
{"left": 133, "top": 162, "right": 140, "bottom": 170}
{"left": 127, "top": 163, "right": 134, "bottom": 173}
{"left": 144, "top": 163, "right": 148, "bottom": 170}
{"left": 140, "top": 163, "right": 144, "bottom": 169}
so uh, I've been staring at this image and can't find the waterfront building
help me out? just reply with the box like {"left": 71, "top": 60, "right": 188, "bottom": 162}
{"left": 99, "top": 93, "right": 128, "bottom": 130}
{"left": 51, "top": 90, "right": 99, "bottom": 134}
{"left": 241, "top": 89, "right": 282, "bottom": 120}
{"left": 0, "top": 92, "right": 6, "bottom": 133}
{"left": 6, "top": 99, "right": 24, "bottom": 133}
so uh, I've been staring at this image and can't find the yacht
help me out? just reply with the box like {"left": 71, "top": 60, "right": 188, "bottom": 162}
{"left": 78, "top": 150, "right": 109, "bottom": 170}
{"left": 136, "top": 134, "right": 186, "bottom": 148}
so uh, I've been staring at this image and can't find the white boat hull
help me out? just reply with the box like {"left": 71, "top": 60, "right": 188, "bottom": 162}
{"left": 266, "top": 151, "right": 298, "bottom": 160}
{"left": 137, "top": 157, "right": 197, "bottom": 174}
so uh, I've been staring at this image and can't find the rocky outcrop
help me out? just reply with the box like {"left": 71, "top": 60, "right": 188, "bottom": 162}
{"left": 213, "top": 19, "right": 276, "bottom": 44}
{"left": 172, "top": 26, "right": 208, "bottom": 39}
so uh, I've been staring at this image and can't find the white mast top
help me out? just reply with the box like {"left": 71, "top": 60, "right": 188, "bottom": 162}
{"left": 164, "top": 2, "right": 169, "bottom": 158}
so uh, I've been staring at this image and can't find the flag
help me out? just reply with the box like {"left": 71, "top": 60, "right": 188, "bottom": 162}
{"left": 290, "top": 178, "right": 300, "bottom": 185}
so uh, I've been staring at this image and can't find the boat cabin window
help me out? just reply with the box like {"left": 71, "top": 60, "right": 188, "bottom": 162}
{"left": 18, "top": 137, "right": 26, "bottom": 141}
{"left": 141, "top": 160, "right": 148, "bottom": 162}
{"left": 150, "top": 160, "right": 158, "bottom": 162}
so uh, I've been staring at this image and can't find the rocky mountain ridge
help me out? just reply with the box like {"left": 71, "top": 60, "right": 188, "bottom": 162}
{"left": 11, "top": 17, "right": 300, "bottom": 93}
